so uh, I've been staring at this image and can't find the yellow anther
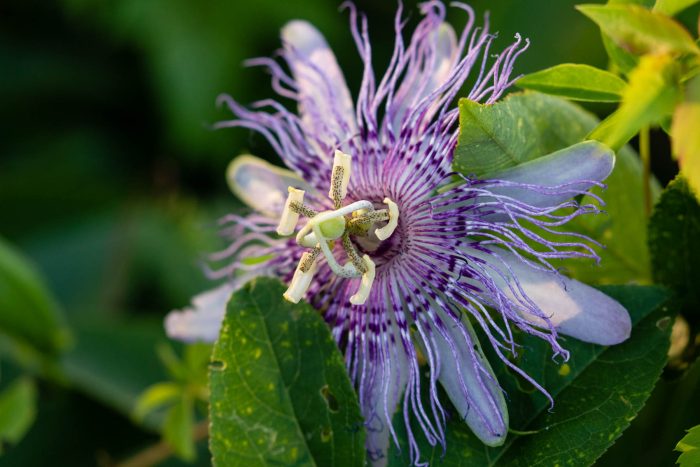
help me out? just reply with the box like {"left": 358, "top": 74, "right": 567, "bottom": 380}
{"left": 349, "top": 255, "right": 376, "bottom": 305}
{"left": 375, "top": 198, "right": 399, "bottom": 241}
{"left": 277, "top": 187, "right": 305, "bottom": 236}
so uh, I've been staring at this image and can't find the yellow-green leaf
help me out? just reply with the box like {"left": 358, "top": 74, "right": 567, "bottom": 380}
{"left": 654, "top": 0, "right": 700, "bottom": 16}
{"left": 516, "top": 64, "right": 627, "bottom": 101}
{"left": 577, "top": 4, "right": 700, "bottom": 56}
{"left": 671, "top": 75, "right": 700, "bottom": 200}
{"left": 0, "top": 378, "right": 37, "bottom": 454}
{"left": 590, "top": 53, "right": 681, "bottom": 149}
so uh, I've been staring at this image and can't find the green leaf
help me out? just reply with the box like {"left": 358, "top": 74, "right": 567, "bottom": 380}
{"left": 654, "top": 0, "right": 700, "bottom": 16}
{"left": 577, "top": 4, "right": 700, "bottom": 56}
{"left": 456, "top": 92, "right": 654, "bottom": 284}
{"left": 589, "top": 53, "right": 681, "bottom": 150}
{"left": 0, "top": 237, "right": 71, "bottom": 355}
{"left": 676, "top": 425, "right": 700, "bottom": 466}
{"left": 163, "top": 395, "right": 196, "bottom": 461}
{"left": 455, "top": 93, "right": 601, "bottom": 177}
{"left": 390, "top": 286, "right": 671, "bottom": 465}
{"left": 209, "top": 277, "right": 365, "bottom": 467}
{"left": 516, "top": 64, "right": 627, "bottom": 101}
{"left": 648, "top": 176, "right": 700, "bottom": 313}
{"left": 671, "top": 75, "right": 700, "bottom": 200}
{"left": 0, "top": 377, "right": 37, "bottom": 454}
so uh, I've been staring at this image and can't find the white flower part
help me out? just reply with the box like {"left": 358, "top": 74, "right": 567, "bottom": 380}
{"left": 277, "top": 187, "right": 305, "bottom": 236}
{"left": 283, "top": 255, "right": 319, "bottom": 303}
{"left": 164, "top": 283, "right": 236, "bottom": 343}
{"left": 375, "top": 198, "right": 399, "bottom": 241}
{"left": 329, "top": 149, "right": 352, "bottom": 201}
{"left": 350, "top": 255, "right": 376, "bottom": 305}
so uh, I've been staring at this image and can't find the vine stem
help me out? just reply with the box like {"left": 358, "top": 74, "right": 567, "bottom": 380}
{"left": 640, "top": 126, "right": 651, "bottom": 216}
{"left": 115, "top": 420, "right": 209, "bottom": 467}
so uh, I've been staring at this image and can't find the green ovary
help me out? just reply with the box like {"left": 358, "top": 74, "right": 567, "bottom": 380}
{"left": 319, "top": 216, "right": 346, "bottom": 240}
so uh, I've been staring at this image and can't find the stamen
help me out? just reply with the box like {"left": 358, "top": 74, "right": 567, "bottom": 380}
{"left": 329, "top": 150, "right": 352, "bottom": 208}
{"left": 342, "top": 232, "right": 368, "bottom": 274}
{"left": 289, "top": 201, "right": 318, "bottom": 218}
{"left": 283, "top": 250, "right": 319, "bottom": 303}
{"left": 299, "top": 247, "right": 321, "bottom": 273}
{"left": 375, "top": 198, "right": 399, "bottom": 241}
{"left": 349, "top": 255, "right": 376, "bottom": 305}
{"left": 277, "top": 187, "right": 305, "bottom": 236}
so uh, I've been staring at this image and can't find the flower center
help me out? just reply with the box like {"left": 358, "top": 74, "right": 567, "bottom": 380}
{"left": 276, "top": 150, "right": 399, "bottom": 305}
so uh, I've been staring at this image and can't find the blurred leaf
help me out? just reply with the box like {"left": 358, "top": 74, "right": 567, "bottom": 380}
{"left": 0, "top": 237, "right": 70, "bottom": 355}
{"left": 163, "top": 395, "right": 196, "bottom": 462}
{"left": 654, "top": 0, "right": 700, "bottom": 16}
{"left": 516, "top": 64, "right": 627, "bottom": 101}
{"left": 0, "top": 377, "right": 37, "bottom": 454}
{"left": 390, "top": 286, "right": 671, "bottom": 465}
{"left": 577, "top": 4, "right": 700, "bottom": 56}
{"left": 209, "top": 277, "right": 365, "bottom": 467}
{"left": 671, "top": 75, "right": 700, "bottom": 199}
{"left": 676, "top": 425, "right": 700, "bottom": 466}
{"left": 133, "top": 382, "right": 182, "bottom": 421}
{"left": 648, "top": 176, "right": 700, "bottom": 313}
{"left": 454, "top": 93, "right": 599, "bottom": 177}
{"left": 590, "top": 53, "right": 681, "bottom": 150}
{"left": 456, "top": 92, "right": 654, "bottom": 284}
{"left": 61, "top": 318, "right": 169, "bottom": 429}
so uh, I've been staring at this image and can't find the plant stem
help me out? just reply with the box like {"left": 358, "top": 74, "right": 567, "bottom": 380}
{"left": 116, "top": 420, "right": 209, "bottom": 467}
{"left": 640, "top": 126, "right": 651, "bottom": 216}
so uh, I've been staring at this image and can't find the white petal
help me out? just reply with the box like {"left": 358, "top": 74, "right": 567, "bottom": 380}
{"left": 363, "top": 343, "right": 409, "bottom": 466}
{"left": 164, "top": 283, "right": 236, "bottom": 343}
{"left": 226, "top": 155, "right": 315, "bottom": 217}
{"left": 482, "top": 248, "right": 632, "bottom": 345}
{"left": 435, "top": 310, "right": 508, "bottom": 447}
{"left": 281, "top": 20, "right": 356, "bottom": 146}
{"left": 488, "top": 141, "right": 615, "bottom": 209}
{"left": 391, "top": 23, "right": 458, "bottom": 129}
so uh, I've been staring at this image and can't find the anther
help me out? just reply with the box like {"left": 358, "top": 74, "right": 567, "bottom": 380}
{"left": 290, "top": 201, "right": 318, "bottom": 218}
{"left": 375, "top": 198, "right": 399, "bottom": 241}
{"left": 329, "top": 150, "right": 352, "bottom": 207}
{"left": 349, "top": 255, "right": 376, "bottom": 305}
{"left": 283, "top": 250, "right": 319, "bottom": 303}
{"left": 277, "top": 187, "right": 305, "bottom": 236}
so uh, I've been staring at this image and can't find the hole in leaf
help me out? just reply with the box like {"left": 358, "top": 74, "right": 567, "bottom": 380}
{"left": 209, "top": 360, "right": 227, "bottom": 371}
{"left": 320, "top": 385, "right": 339, "bottom": 412}
{"left": 320, "top": 426, "right": 332, "bottom": 442}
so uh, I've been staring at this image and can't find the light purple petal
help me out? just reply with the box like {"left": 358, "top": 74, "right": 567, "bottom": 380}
{"left": 164, "top": 283, "right": 236, "bottom": 343}
{"left": 226, "top": 155, "right": 316, "bottom": 218}
{"left": 488, "top": 141, "right": 615, "bottom": 209}
{"left": 491, "top": 249, "right": 631, "bottom": 345}
{"left": 434, "top": 310, "right": 508, "bottom": 447}
{"left": 281, "top": 20, "right": 356, "bottom": 148}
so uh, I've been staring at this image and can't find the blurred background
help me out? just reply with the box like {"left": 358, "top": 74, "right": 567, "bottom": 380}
{"left": 0, "top": 0, "right": 696, "bottom": 465}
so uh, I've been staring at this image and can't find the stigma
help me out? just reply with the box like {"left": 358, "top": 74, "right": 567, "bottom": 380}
{"left": 277, "top": 150, "right": 399, "bottom": 305}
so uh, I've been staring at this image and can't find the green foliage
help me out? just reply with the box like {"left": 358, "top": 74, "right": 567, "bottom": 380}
{"left": 390, "top": 286, "right": 671, "bottom": 466}
{"left": 648, "top": 176, "right": 700, "bottom": 313}
{"left": 0, "top": 377, "right": 37, "bottom": 454}
{"left": 676, "top": 425, "right": 700, "bottom": 466}
{"left": 454, "top": 93, "right": 602, "bottom": 177}
{"left": 577, "top": 4, "right": 700, "bottom": 56}
{"left": 590, "top": 53, "right": 681, "bottom": 150}
{"left": 671, "top": 75, "right": 700, "bottom": 199}
{"left": 209, "top": 277, "right": 365, "bottom": 467}
{"left": 455, "top": 92, "right": 654, "bottom": 284}
{"left": 0, "top": 237, "right": 71, "bottom": 355}
{"left": 516, "top": 64, "right": 627, "bottom": 101}
{"left": 163, "top": 395, "right": 197, "bottom": 461}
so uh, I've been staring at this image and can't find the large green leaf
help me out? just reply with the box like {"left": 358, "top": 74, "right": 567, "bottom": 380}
{"left": 577, "top": 4, "right": 700, "bottom": 56}
{"left": 648, "top": 176, "right": 700, "bottom": 313}
{"left": 389, "top": 286, "right": 671, "bottom": 466}
{"left": 0, "top": 377, "right": 37, "bottom": 454}
{"left": 516, "top": 64, "right": 627, "bottom": 102}
{"left": 455, "top": 92, "right": 653, "bottom": 284}
{"left": 590, "top": 53, "right": 681, "bottom": 151}
{"left": 209, "top": 277, "right": 365, "bottom": 467}
{"left": 676, "top": 425, "right": 700, "bottom": 466}
{"left": 0, "top": 237, "right": 71, "bottom": 355}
